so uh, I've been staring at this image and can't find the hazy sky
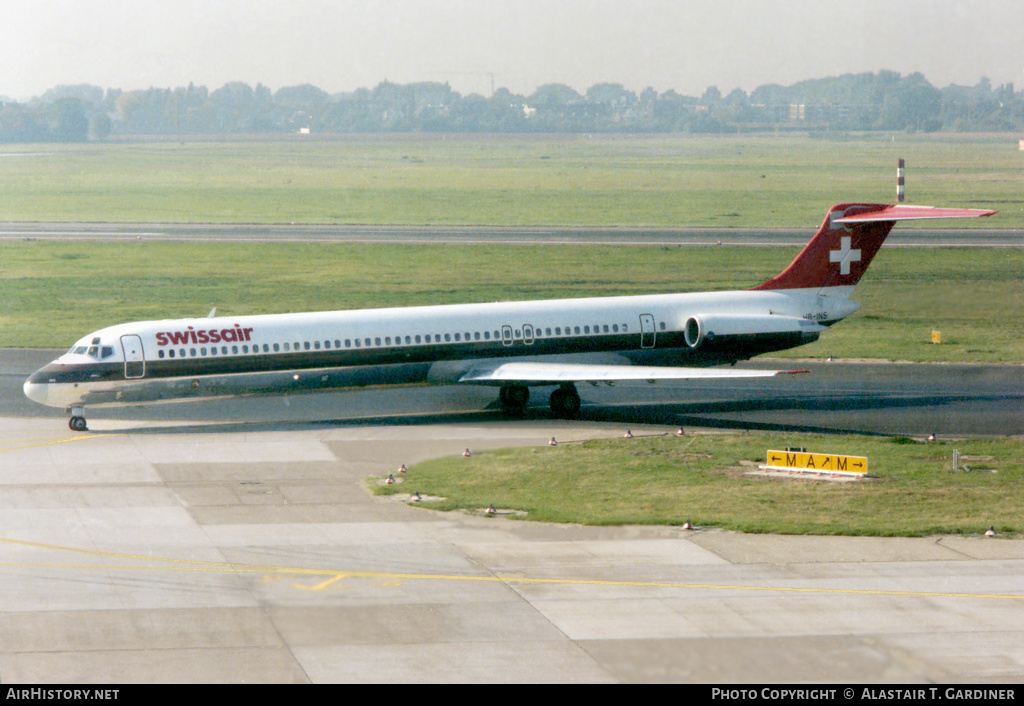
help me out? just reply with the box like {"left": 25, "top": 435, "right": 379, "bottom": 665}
{"left": 3, "top": 0, "right": 1023, "bottom": 100}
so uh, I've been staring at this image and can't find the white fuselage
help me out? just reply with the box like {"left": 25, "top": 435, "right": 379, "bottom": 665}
{"left": 23, "top": 286, "right": 845, "bottom": 411}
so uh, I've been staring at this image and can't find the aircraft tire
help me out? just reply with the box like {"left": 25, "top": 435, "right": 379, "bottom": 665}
{"left": 69, "top": 416, "right": 88, "bottom": 432}
{"left": 550, "top": 386, "right": 581, "bottom": 418}
{"left": 499, "top": 384, "right": 530, "bottom": 410}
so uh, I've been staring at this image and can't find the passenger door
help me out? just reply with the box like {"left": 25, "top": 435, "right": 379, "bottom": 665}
{"left": 121, "top": 335, "right": 146, "bottom": 378}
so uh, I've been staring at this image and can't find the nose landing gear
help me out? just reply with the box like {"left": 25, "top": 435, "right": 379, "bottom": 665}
{"left": 68, "top": 408, "right": 88, "bottom": 432}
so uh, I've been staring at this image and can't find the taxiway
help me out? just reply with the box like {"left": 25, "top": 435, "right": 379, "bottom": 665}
{"left": 0, "top": 350, "right": 1022, "bottom": 682}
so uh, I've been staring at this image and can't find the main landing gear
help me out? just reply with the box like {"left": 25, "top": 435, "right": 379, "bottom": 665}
{"left": 549, "top": 384, "right": 582, "bottom": 418}
{"left": 498, "top": 383, "right": 581, "bottom": 418}
{"left": 69, "top": 408, "right": 88, "bottom": 432}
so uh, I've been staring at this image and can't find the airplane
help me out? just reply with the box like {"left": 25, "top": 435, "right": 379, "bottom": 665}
{"left": 24, "top": 202, "right": 996, "bottom": 431}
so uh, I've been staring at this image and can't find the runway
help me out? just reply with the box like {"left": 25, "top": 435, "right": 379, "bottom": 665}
{"left": 1, "top": 349, "right": 1022, "bottom": 683}
{"left": 2, "top": 221, "right": 1022, "bottom": 247}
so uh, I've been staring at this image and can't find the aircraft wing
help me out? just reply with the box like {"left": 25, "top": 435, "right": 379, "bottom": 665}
{"left": 459, "top": 361, "right": 807, "bottom": 384}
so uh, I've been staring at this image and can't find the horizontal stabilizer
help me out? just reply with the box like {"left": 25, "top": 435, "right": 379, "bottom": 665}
{"left": 834, "top": 205, "right": 997, "bottom": 223}
{"left": 460, "top": 361, "right": 807, "bottom": 384}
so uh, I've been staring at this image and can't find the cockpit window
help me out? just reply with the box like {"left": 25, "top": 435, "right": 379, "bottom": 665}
{"left": 70, "top": 344, "right": 117, "bottom": 360}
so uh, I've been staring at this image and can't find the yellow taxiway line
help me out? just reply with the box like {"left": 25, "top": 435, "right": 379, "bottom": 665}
{"left": 0, "top": 536, "right": 1021, "bottom": 601}
{"left": 0, "top": 433, "right": 118, "bottom": 454}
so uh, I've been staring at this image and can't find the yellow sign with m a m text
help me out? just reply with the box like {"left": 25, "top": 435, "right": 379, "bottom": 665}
{"left": 766, "top": 450, "right": 868, "bottom": 474}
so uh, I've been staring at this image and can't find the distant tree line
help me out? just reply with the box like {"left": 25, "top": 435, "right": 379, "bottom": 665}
{"left": 1, "top": 70, "right": 1021, "bottom": 142}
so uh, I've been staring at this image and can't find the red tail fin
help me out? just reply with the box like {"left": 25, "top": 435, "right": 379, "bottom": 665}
{"left": 752, "top": 203, "right": 997, "bottom": 291}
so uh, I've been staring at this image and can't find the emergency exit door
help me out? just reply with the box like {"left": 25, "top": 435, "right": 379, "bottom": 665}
{"left": 640, "top": 314, "right": 656, "bottom": 349}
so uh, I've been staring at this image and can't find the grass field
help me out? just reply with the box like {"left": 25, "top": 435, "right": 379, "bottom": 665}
{"left": 374, "top": 433, "right": 1024, "bottom": 537}
{"left": 1, "top": 239, "right": 1022, "bottom": 360}
{"left": 0, "top": 133, "right": 1020, "bottom": 227}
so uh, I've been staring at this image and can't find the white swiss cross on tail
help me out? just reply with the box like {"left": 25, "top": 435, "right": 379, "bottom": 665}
{"left": 829, "top": 236, "right": 861, "bottom": 275}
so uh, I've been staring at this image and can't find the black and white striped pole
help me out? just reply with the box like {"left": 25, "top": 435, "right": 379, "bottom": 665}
{"left": 896, "top": 158, "right": 905, "bottom": 203}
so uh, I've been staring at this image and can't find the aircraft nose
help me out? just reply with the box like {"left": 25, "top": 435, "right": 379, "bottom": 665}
{"left": 23, "top": 379, "right": 48, "bottom": 406}
{"left": 23, "top": 367, "right": 54, "bottom": 407}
